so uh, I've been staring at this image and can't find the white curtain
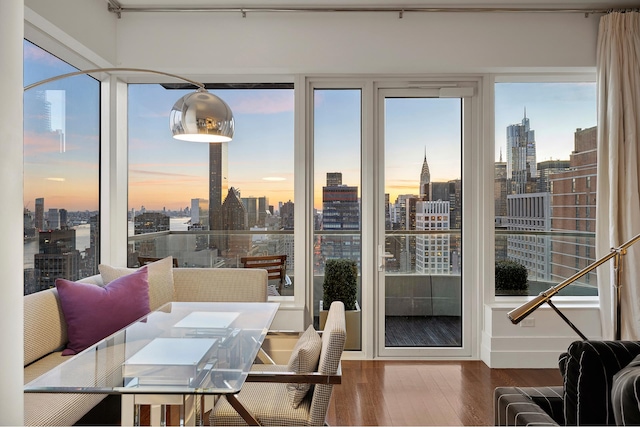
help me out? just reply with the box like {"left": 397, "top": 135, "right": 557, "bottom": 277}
{"left": 596, "top": 10, "right": 640, "bottom": 340}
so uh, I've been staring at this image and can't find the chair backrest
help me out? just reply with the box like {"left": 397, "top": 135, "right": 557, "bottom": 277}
{"left": 240, "top": 255, "right": 287, "bottom": 288}
{"left": 172, "top": 268, "right": 268, "bottom": 302}
{"left": 139, "top": 256, "right": 178, "bottom": 268}
{"left": 308, "top": 301, "right": 346, "bottom": 426}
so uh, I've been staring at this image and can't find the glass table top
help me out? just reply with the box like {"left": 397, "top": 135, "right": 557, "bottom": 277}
{"left": 24, "top": 302, "right": 279, "bottom": 395}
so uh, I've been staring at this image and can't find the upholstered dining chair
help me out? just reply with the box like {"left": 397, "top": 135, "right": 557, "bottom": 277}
{"left": 240, "top": 255, "right": 288, "bottom": 295}
{"left": 210, "top": 301, "right": 346, "bottom": 426}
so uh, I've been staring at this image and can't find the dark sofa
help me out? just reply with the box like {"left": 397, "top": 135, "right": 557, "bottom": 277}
{"left": 494, "top": 340, "right": 640, "bottom": 426}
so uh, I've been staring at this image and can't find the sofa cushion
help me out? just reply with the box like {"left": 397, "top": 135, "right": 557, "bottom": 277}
{"left": 99, "top": 256, "right": 175, "bottom": 311}
{"left": 612, "top": 354, "right": 640, "bottom": 425}
{"left": 55, "top": 267, "right": 150, "bottom": 355}
{"left": 286, "top": 325, "right": 322, "bottom": 408}
{"left": 494, "top": 386, "right": 562, "bottom": 426}
{"left": 563, "top": 340, "right": 640, "bottom": 426}
{"left": 24, "top": 289, "right": 68, "bottom": 366}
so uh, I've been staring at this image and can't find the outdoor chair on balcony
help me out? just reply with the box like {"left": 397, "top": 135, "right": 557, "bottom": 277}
{"left": 241, "top": 255, "right": 288, "bottom": 296}
{"left": 210, "top": 301, "right": 346, "bottom": 426}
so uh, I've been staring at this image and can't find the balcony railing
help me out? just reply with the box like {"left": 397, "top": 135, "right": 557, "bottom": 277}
{"left": 126, "top": 228, "right": 597, "bottom": 297}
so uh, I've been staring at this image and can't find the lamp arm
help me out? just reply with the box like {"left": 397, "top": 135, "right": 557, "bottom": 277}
{"left": 508, "top": 249, "right": 617, "bottom": 324}
{"left": 24, "top": 67, "right": 205, "bottom": 91}
{"left": 507, "top": 234, "right": 640, "bottom": 340}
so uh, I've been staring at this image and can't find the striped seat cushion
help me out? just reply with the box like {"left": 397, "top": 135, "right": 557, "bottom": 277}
{"left": 563, "top": 340, "right": 640, "bottom": 426}
{"left": 494, "top": 386, "right": 562, "bottom": 426}
{"left": 612, "top": 354, "right": 640, "bottom": 425}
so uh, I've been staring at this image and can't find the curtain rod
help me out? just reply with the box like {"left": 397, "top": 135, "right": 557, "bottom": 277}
{"left": 106, "top": 2, "right": 618, "bottom": 19}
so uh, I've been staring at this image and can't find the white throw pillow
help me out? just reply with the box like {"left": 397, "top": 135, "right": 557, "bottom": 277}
{"left": 286, "top": 325, "right": 322, "bottom": 408}
{"left": 99, "top": 256, "right": 175, "bottom": 311}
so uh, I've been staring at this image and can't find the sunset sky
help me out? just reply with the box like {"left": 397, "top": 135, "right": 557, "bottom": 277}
{"left": 24, "top": 40, "right": 597, "bottom": 214}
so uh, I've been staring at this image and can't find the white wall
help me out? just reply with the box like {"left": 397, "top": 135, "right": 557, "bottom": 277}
{"left": 24, "top": 0, "right": 117, "bottom": 66}
{"left": 2, "top": 2, "right": 24, "bottom": 424}
{"left": 114, "top": 11, "right": 599, "bottom": 74}
{"left": 484, "top": 301, "right": 602, "bottom": 368}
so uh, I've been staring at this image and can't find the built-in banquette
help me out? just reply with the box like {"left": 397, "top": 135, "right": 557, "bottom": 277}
{"left": 23, "top": 257, "right": 268, "bottom": 426}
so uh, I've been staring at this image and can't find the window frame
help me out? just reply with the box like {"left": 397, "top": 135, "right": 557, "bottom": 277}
{"left": 492, "top": 73, "right": 599, "bottom": 303}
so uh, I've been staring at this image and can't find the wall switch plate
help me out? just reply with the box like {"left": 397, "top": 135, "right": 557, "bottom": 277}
{"left": 520, "top": 318, "right": 535, "bottom": 327}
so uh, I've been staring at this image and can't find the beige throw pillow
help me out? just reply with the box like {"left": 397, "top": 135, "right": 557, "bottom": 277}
{"left": 286, "top": 325, "right": 322, "bottom": 408}
{"left": 99, "top": 256, "right": 175, "bottom": 311}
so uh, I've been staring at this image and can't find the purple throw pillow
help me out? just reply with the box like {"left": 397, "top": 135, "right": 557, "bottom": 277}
{"left": 55, "top": 267, "right": 151, "bottom": 355}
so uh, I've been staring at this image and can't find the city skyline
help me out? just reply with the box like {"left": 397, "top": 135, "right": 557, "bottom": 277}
{"left": 25, "top": 40, "right": 597, "bottom": 214}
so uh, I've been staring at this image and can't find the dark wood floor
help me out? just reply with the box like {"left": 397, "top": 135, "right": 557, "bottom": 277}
{"left": 84, "top": 360, "right": 563, "bottom": 426}
{"left": 325, "top": 360, "right": 563, "bottom": 426}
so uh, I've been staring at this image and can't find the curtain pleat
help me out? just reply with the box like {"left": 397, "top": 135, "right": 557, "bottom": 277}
{"left": 596, "top": 11, "right": 640, "bottom": 339}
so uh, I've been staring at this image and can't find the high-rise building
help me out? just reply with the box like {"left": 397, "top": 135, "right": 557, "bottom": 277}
{"left": 326, "top": 172, "right": 342, "bottom": 187}
{"left": 415, "top": 200, "right": 451, "bottom": 274}
{"left": 431, "top": 182, "right": 450, "bottom": 202}
{"left": 88, "top": 214, "right": 99, "bottom": 276}
{"left": 134, "top": 212, "right": 170, "bottom": 234}
{"left": 241, "top": 196, "right": 259, "bottom": 228}
{"left": 190, "top": 198, "right": 209, "bottom": 229}
{"left": 34, "top": 229, "right": 79, "bottom": 291}
{"left": 208, "top": 141, "right": 228, "bottom": 234}
{"left": 495, "top": 159, "right": 509, "bottom": 257}
{"left": 220, "top": 187, "right": 250, "bottom": 259}
{"left": 507, "top": 109, "right": 537, "bottom": 194}
{"left": 258, "top": 196, "right": 269, "bottom": 226}
{"left": 59, "top": 208, "right": 68, "bottom": 229}
{"left": 190, "top": 198, "right": 209, "bottom": 251}
{"left": 506, "top": 192, "right": 551, "bottom": 281}
{"left": 280, "top": 200, "right": 294, "bottom": 230}
{"left": 537, "top": 160, "right": 570, "bottom": 193}
{"left": 447, "top": 179, "right": 462, "bottom": 231}
{"left": 495, "top": 160, "right": 508, "bottom": 227}
{"left": 35, "top": 198, "right": 44, "bottom": 231}
{"left": 24, "top": 208, "right": 36, "bottom": 240}
{"left": 321, "top": 173, "right": 360, "bottom": 265}
{"left": 47, "top": 208, "right": 60, "bottom": 230}
{"left": 550, "top": 126, "right": 597, "bottom": 287}
{"left": 420, "top": 151, "right": 431, "bottom": 200}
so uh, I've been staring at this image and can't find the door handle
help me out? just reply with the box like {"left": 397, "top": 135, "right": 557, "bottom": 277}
{"left": 378, "top": 244, "right": 393, "bottom": 271}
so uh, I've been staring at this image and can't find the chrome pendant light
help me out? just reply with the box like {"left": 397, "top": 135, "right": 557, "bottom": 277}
{"left": 24, "top": 67, "right": 234, "bottom": 143}
{"left": 170, "top": 87, "right": 234, "bottom": 142}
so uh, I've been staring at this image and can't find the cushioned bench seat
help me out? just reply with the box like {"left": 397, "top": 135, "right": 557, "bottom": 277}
{"left": 24, "top": 257, "right": 269, "bottom": 426}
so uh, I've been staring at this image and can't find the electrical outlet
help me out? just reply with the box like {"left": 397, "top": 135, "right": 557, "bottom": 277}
{"left": 520, "top": 318, "right": 535, "bottom": 327}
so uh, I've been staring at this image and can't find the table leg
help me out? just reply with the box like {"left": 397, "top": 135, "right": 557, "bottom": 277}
{"left": 121, "top": 395, "right": 136, "bottom": 426}
{"left": 122, "top": 394, "right": 191, "bottom": 426}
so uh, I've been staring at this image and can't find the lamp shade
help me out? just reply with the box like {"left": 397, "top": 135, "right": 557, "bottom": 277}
{"left": 170, "top": 88, "right": 234, "bottom": 142}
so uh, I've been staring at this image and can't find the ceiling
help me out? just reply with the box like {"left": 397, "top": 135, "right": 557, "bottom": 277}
{"left": 106, "top": 0, "right": 640, "bottom": 12}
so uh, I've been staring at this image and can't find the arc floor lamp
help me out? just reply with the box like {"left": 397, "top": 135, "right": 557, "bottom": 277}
{"left": 24, "top": 67, "right": 234, "bottom": 143}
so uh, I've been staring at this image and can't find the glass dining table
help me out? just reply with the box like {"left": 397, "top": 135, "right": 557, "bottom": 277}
{"left": 24, "top": 301, "right": 280, "bottom": 426}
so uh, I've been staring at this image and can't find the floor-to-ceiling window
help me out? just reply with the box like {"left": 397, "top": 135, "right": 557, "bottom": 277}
{"left": 23, "top": 40, "right": 101, "bottom": 295}
{"left": 494, "top": 78, "right": 597, "bottom": 298}
{"left": 312, "top": 88, "right": 363, "bottom": 350}
{"left": 127, "top": 84, "right": 295, "bottom": 296}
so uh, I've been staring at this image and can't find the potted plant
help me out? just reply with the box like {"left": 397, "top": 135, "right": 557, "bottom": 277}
{"left": 495, "top": 259, "right": 529, "bottom": 296}
{"left": 319, "top": 258, "right": 361, "bottom": 350}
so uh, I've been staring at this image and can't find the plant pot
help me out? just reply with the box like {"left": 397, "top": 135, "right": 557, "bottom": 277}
{"left": 319, "top": 301, "right": 361, "bottom": 351}
{"left": 496, "top": 289, "right": 529, "bottom": 296}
